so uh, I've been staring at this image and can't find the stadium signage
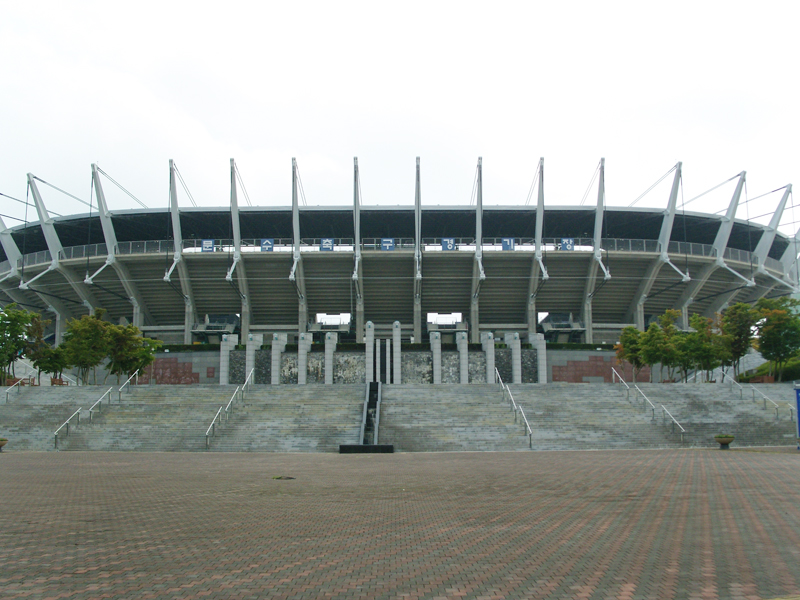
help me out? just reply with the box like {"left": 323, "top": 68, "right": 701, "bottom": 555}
{"left": 502, "top": 238, "right": 515, "bottom": 251}
{"left": 441, "top": 238, "right": 456, "bottom": 251}
{"left": 260, "top": 238, "right": 274, "bottom": 252}
{"left": 381, "top": 238, "right": 395, "bottom": 251}
{"left": 561, "top": 238, "right": 575, "bottom": 251}
{"left": 201, "top": 239, "right": 214, "bottom": 252}
{"left": 320, "top": 238, "right": 334, "bottom": 251}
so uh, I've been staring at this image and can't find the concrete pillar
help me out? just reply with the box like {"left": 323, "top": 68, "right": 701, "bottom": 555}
{"left": 220, "top": 334, "right": 238, "bottom": 386}
{"left": 393, "top": 321, "right": 402, "bottom": 384}
{"left": 271, "top": 333, "right": 288, "bottom": 385}
{"left": 297, "top": 332, "right": 312, "bottom": 385}
{"left": 324, "top": 332, "right": 338, "bottom": 385}
{"left": 413, "top": 298, "right": 422, "bottom": 345}
{"left": 534, "top": 333, "right": 547, "bottom": 384}
{"left": 680, "top": 305, "right": 690, "bottom": 331}
{"left": 526, "top": 299, "right": 536, "bottom": 342}
{"left": 481, "top": 332, "right": 495, "bottom": 384}
{"left": 375, "top": 337, "right": 381, "bottom": 383}
{"left": 365, "top": 321, "right": 374, "bottom": 382}
{"left": 356, "top": 298, "right": 364, "bottom": 343}
{"left": 504, "top": 332, "right": 522, "bottom": 384}
{"left": 583, "top": 300, "right": 593, "bottom": 344}
{"left": 245, "top": 333, "right": 263, "bottom": 383}
{"left": 456, "top": 331, "right": 469, "bottom": 384}
{"left": 430, "top": 331, "right": 442, "bottom": 384}
{"left": 53, "top": 312, "right": 64, "bottom": 347}
{"left": 183, "top": 301, "right": 194, "bottom": 345}
{"left": 470, "top": 298, "right": 480, "bottom": 344}
{"left": 385, "top": 338, "right": 391, "bottom": 384}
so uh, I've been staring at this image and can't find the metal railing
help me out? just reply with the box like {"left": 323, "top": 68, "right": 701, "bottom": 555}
{"left": 54, "top": 408, "right": 82, "bottom": 449}
{"left": 5, "top": 377, "right": 24, "bottom": 403}
{"left": 660, "top": 405, "right": 685, "bottom": 442}
{"left": 88, "top": 388, "right": 114, "bottom": 423}
{"left": 241, "top": 368, "right": 255, "bottom": 402}
{"left": 611, "top": 367, "right": 631, "bottom": 400}
{"left": 205, "top": 406, "right": 224, "bottom": 449}
{"left": 495, "top": 367, "right": 532, "bottom": 448}
{"left": 12, "top": 235, "right": 781, "bottom": 276}
{"left": 634, "top": 385, "right": 657, "bottom": 420}
{"left": 719, "top": 369, "right": 744, "bottom": 398}
{"left": 118, "top": 369, "right": 139, "bottom": 400}
{"left": 749, "top": 385, "right": 787, "bottom": 420}
{"left": 224, "top": 386, "right": 241, "bottom": 423}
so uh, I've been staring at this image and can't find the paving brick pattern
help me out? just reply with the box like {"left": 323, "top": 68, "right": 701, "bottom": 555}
{"left": 2, "top": 450, "right": 800, "bottom": 599}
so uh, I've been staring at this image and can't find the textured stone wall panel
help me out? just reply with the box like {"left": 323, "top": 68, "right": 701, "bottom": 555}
{"left": 401, "top": 352, "right": 433, "bottom": 384}
{"left": 255, "top": 350, "right": 271, "bottom": 384}
{"left": 229, "top": 351, "right": 245, "bottom": 385}
{"left": 334, "top": 353, "right": 365, "bottom": 384}
{"left": 521, "top": 349, "right": 538, "bottom": 383}
{"left": 468, "top": 352, "right": 487, "bottom": 383}
{"left": 280, "top": 355, "right": 298, "bottom": 384}
{"left": 441, "top": 352, "right": 460, "bottom": 384}
{"left": 495, "top": 349, "right": 512, "bottom": 384}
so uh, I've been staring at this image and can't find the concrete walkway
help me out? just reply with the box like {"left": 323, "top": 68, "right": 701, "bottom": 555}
{"left": 2, "top": 449, "right": 800, "bottom": 599}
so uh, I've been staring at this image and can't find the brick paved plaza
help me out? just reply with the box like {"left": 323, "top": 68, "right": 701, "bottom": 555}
{"left": 3, "top": 450, "right": 800, "bottom": 600}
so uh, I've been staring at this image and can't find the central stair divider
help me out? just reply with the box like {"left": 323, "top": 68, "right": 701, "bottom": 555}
{"left": 340, "top": 382, "right": 393, "bottom": 453}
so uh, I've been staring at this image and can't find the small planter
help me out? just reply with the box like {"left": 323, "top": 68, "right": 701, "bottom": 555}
{"left": 714, "top": 435, "right": 734, "bottom": 450}
{"left": 0, "top": 438, "right": 7, "bottom": 452}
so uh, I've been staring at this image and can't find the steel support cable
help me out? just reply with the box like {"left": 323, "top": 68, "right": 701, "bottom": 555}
{"left": 677, "top": 172, "right": 741, "bottom": 210}
{"left": 468, "top": 163, "right": 478, "bottom": 206}
{"left": 173, "top": 164, "right": 197, "bottom": 207}
{"left": 85, "top": 175, "right": 94, "bottom": 278}
{"left": 91, "top": 281, "right": 134, "bottom": 304}
{"left": 24, "top": 285, "right": 84, "bottom": 306}
{"left": 32, "top": 176, "right": 93, "bottom": 208}
{"left": 295, "top": 161, "right": 308, "bottom": 206}
{"left": 0, "top": 212, "right": 25, "bottom": 222}
{"left": 95, "top": 166, "right": 148, "bottom": 209}
{"left": 524, "top": 166, "right": 540, "bottom": 206}
{"left": 579, "top": 161, "right": 601, "bottom": 206}
{"left": 0, "top": 192, "right": 62, "bottom": 216}
{"left": 628, "top": 164, "right": 677, "bottom": 207}
{"left": 234, "top": 164, "right": 253, "bottom": 207}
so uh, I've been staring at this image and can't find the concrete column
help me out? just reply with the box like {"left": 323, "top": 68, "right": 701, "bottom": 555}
{"left": 183, "top": 301, "right": 194, "bottom": 345}
{"left": 430, "top": 331, "right": 442, "bottom": 384}
{"left": 375, "top": 337, "right": 381, "bottom": 383}
{"left": 53, "top": 312, "right": 64, "bottom": 347}
{"left": 413, "top": 299, "right": 422, "bottom": 344}
{"left": 220, "top": 334, "right": 239, "bottom": 386}
{"left": 245, "top": 333, "right": 263, "bottom": 383}
{"left": 680, "top": 305, "right": 690, "bottom": 331}
{"left": 481, "top": 332, "right": 495, "bottom": 384}
{"left": 393, "top": 321, "right": 402, "bottom": 384}
{"left": 456, "top": 331, "right": 469, "bottom": 384}
{"left": 365, "top": 321, "right": 374, "bottom": 382}
{"left": 297, "top": 332, "right": 312, "bottom": 385}
{"left": 271, "top": 333, "right": 288, "bottom": 385}
{"left": 504, "top": 332, "right": 522, "bottom": 384}
{"left": 534, "top": 333, "right": 547, "bottom": 384}
{"left": 324, "top": 332, "right": 338, "bottom": 385}
{"left": 583, "top": 300, "right": 593, "bottom": 345}
{"left": 385, "top": 338, "right": 391, "bottom": 384}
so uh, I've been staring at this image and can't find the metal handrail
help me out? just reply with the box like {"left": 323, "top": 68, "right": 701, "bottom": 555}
{"left": 661, "top": 405, "right": 685, "bottom": 441}
{"left": 88, "top": 387, "right": 114, "bottom": 423}
{"left": 118, "top": 369, "right": 139, "bottom": 400}
{"left": 241, "top": 368, "right": 255, "bottom": 401}
{"left": 633, "top": 385, "right": 657, "bottom": 420}
{"left": 749, "top": 384, "right": 786, "bottom": 420}
{"left": 54, "top": 408, "right": 82, "bottom": 449}
{"left": 5, "top": 377, "right": 24, "bottom": 403}
{"left": 224, "top": 386, "right": 241, "bottom": 422}
{"left": 205, "top": 406, "right": 224, "bottom": 449}
{"left": 611, "top": 367, "right": 630, "bottom": 399}
{"left": 719, "top": 369, "right": 743, "bottom": 398}
{"left": 518, "top": 405, "right": 533, "bottom": 449}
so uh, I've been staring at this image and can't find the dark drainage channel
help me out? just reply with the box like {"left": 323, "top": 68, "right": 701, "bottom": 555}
{"left": 341, "top": 382, "right": 394, "bottom": 454}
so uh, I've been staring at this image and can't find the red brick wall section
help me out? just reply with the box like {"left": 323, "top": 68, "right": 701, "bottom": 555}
{"left": 551, "top": 355, "right": 651, "bottom": 383}
{"left": 140, "top": 357, "right": 200, "bottom": 385}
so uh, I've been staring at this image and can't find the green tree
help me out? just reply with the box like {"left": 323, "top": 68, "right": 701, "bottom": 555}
{"left": 25, "top": 313, "right": 52, "bottom": 384}
{"left": 105, "top": 323, "right": 161, "bottom": 384}
{"left": 658, "top": 310, "right": 682, "bottom": 381}
{"left": 62, "top": 309, "right": 111, "bottom": 385}
{"left": 0, "top": 304, "right": 33, "bottom": 384}
{"left": 615, "top": 326, "right": 645, "bottom": 382}
{"left": 639, "top": 323, "right": 665, "bottom": 382}
{"left": 720, "top": 303, "right": 757, "bottom": 378}
{"left": 755, "top": 297, "right": 800, "bottom": 381}
{"left": 687, "top": 314, "right": 728, "bottom": 382}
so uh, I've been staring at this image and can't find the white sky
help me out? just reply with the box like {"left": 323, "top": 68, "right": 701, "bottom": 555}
{"left": 2, "top": 1, "right": 799, "bottom": 235}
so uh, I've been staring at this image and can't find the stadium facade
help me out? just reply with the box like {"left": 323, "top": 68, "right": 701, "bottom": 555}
{"left": 0, "top": 158, "right": 797, "bottom": 348}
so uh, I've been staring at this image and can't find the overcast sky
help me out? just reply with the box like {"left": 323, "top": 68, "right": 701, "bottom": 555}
{"left": 2, "top": 1, "right": 798, "bottom": 235}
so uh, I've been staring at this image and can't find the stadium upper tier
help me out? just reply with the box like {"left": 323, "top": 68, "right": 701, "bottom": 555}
{"left": 0, "top": 159, "right": 797, "bottom": 346}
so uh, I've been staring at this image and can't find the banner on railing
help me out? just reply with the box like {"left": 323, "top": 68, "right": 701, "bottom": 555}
{"left": 261, "top": 238, "right": 274, "bottom": 252}
{"left": 201, "top": 239, "right": 214, "bottom": 252}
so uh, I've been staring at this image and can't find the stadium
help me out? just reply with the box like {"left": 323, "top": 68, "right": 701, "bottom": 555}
{"left": 1, "top": 157, "right": 796, "bottom": 349}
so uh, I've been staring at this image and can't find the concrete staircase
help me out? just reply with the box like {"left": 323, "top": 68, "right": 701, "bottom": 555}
{"left": 60, "top": 385, "right": 240, "bottom": 451}
{"left": 377, "top": 384, "right": 530, "bottom": 452}
{"left": 507, "top": 383, "right": 682, "bottom": 451}
{"left": 634, "top": 383, "right": 797, "bottom": 447}
{"left": 0, "top": 385, "right": 117, "bottom": 451}
{"left": 209, "top": 385, "right": 364, "bottom": 452}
